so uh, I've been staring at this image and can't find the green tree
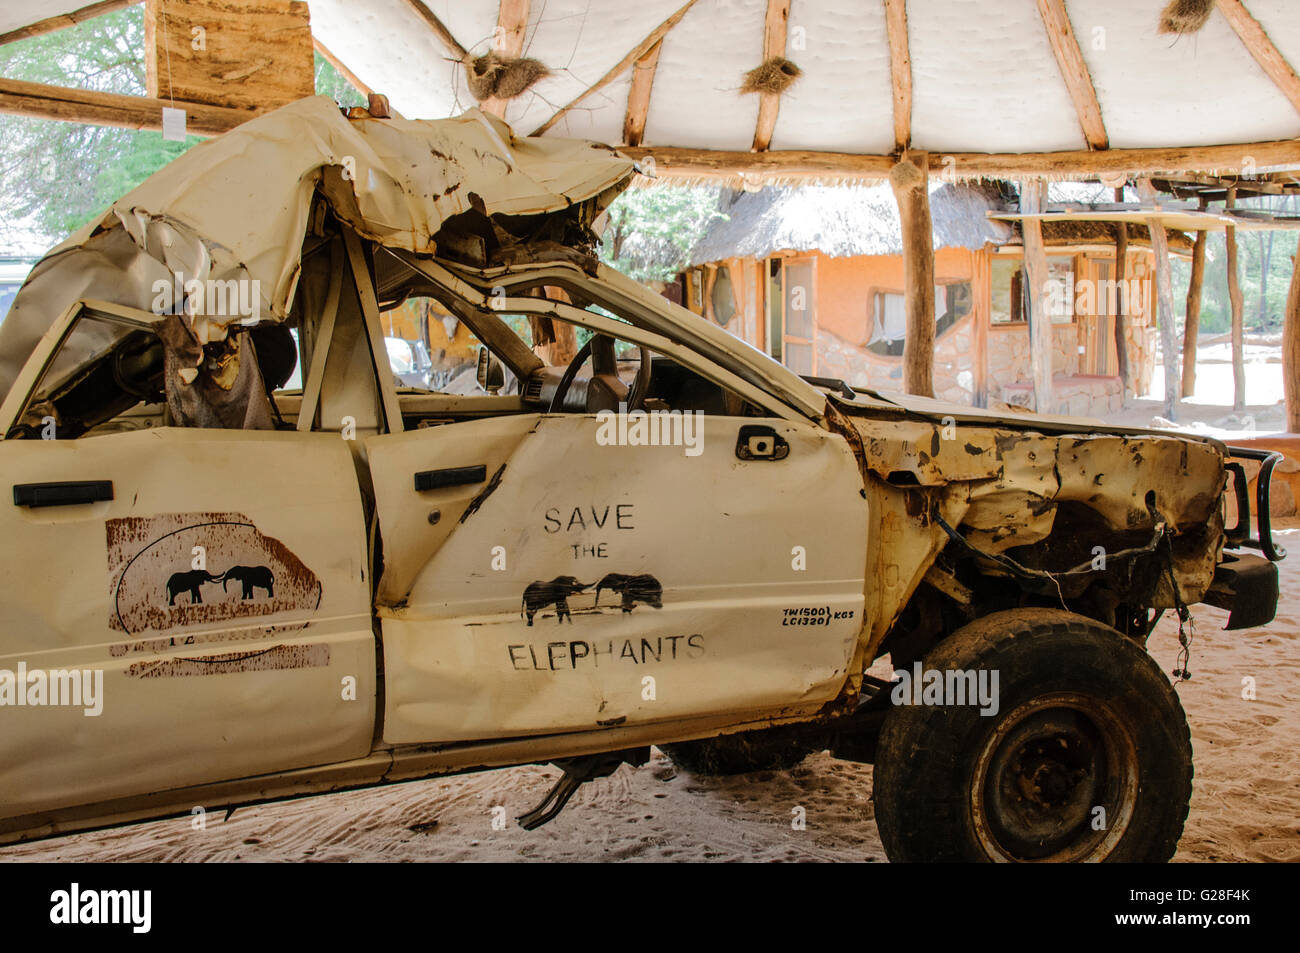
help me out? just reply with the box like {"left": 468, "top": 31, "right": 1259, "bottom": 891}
{"left": 599, "top": 185, "right": 724, "bottom": 282}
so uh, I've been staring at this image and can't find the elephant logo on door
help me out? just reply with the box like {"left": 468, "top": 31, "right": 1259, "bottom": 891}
{"left": 108, "top": 513, "right": 318, "bottom": 635}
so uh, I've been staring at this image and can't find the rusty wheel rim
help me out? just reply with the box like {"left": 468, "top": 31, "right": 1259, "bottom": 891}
{"left": 971, "top": 693, "right": 1139, "bottom": 862}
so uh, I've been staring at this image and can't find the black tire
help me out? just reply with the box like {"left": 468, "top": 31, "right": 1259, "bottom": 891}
{"left": 662, "top": 725, "right": 823, "bottom": 776}
{"left": 873, "top": 608, "right": 1192, "bottom": 862}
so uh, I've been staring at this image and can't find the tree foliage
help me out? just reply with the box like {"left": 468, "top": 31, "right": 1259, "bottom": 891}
{"left": 1171, "top": 196, "right": 1300, "bottom": 335}
{"left": 598, "top": 185, "right": 724, "bottom": 282}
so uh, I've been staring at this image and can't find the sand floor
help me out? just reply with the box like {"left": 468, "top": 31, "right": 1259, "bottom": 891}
{"left": 3, "top": 525, "right": 1297, "bottom": 864}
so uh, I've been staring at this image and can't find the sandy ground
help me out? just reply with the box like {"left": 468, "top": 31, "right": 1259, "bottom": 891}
{"left": 4, "top": 521, "right": 1296, "bottom": 864}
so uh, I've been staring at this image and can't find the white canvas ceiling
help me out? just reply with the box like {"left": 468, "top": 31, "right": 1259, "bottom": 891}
{"left": 2, "top": 0, "right": 1300, "bottom": 162}
{"left": 301, "top": 0, "right": 1300, "bottom": 154}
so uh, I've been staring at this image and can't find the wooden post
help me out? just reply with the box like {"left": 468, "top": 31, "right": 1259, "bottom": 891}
{"left": 1181, "top": 223, "right": 1207, "bottom": 398}
{"left": 1021, "top": 179, "right": 1054, "bottom": 413}
{"left": 1113, "top": 187, "right": 1130, "bottom": 402}
{"left": 1227, "top": 187, "right": 1247, "bottom": 411}
{"left": 889, "top": 149, "right": 934, "bottom": 398}
{"left": 1137, "top": 177, "right": 1179, "bottom": 421}
{"left": 972, "top": 245, "right": 991, "bottom": 408}
{"left": 1285, "top": 249, "right": 1300, "bottom": 432}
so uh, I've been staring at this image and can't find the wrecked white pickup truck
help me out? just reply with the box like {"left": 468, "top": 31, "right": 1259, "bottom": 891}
{"left": 0, "top": 97, "right": 1283, "bottom": 862}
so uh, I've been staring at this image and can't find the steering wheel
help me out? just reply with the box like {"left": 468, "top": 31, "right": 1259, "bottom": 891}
{"left": 548, "top": 334, "right": 652, "bottom": 413}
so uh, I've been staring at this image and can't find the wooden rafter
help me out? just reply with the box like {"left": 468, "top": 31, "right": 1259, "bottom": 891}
{"left": 313, "top": 37, "right": 374, "bottom": 98}
{"left": 619, "top": 138, "right": 1300, "bottom": 180}
{"left": 882, "top": 0, "right": 912, "bottom": 153}
{"left": 400, "top": 0, "right": 468, "bottom": 61}
{"left": 531, "top": 0, "right": 699, "bottom": 137}
{"left": 1035, "top": 0, "right": 1108, "bottom": 150}
{"left": 0, "top": 0, "right": 136, "bottom": 47}
{"left": 1217, "top": 0, "right": 1300, "bottom": 118}
{"left": 482, "top": 0, "right": 530, "bottom": 118}
{"left": 622, "top": 39, "right": 662, "bottom": 147}
{"left": 751, "top": 0, "right": 790, "bottom": 152}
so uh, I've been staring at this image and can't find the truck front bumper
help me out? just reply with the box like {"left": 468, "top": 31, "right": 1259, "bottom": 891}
{"left": 1210, "top": 446, "right": 1287, "bottom": 629}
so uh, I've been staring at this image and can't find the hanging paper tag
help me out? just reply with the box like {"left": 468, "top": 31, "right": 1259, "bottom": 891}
{"left": 162, "top": 106, "right": 187, "bottom": 142}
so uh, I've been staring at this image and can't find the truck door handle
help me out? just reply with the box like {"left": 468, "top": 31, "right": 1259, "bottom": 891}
{"left": 735, "top": 425, "right": 789, "bottom": 461}
{"left": 13, "top": 480, "right": 114, "bottom": 508}
{"left": 414, "top": 465, "right": 487, "bottom": 491}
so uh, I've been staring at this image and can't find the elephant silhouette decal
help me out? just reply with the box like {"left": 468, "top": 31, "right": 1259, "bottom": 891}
{"left": 163, "top": 565, "right": 275, "bottom": 605}
{"left": 166, "top": 570, "right": 224, "bottom": 605}
{"left": 521, "top": 576, "right": 590, "bottom": 626}
{"left": 594, "top": 573, "right": 663, "bottom": 613}
{"left": 223, "top": 565, "right": 275, "bottom": 600}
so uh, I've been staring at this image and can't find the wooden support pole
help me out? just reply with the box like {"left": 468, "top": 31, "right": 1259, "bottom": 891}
{"left": 1181, "top": 222, "right": 1208, "bottom": 398}
{"left": 1113, "top": 193, "right": 1129, "bottom": 401}
{"left": 1137, "top": 177, "right": 1179, "bottom": 421}
{"left": 1227, "top": 187, "right": 1247, "bottom": 411}
{"left": 972, "top": 245, "right": 991, "bottom": 408}
{"left": 889, "top": 150, "right": 934, "bottom": 398}
{"left": 1021, "top": 180, "right": 1054, "bottom": 413}
{"left": 1285, "top": 248, "right": 1300, "bottom": 432}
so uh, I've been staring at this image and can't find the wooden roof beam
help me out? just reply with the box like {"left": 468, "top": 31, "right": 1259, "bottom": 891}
{"left": 482, "top": 0, "right": 531, "bottom": 118}
{"left": 883, "top": 0, "right": 912, "bottom": 153}
{"left": 0, "top": 76, "right": 254, "bottom": 135}
{"left": 0, "top": 0, "right": 136, "bottom": 47}
{"left": 621, "top": 138, "right": 1300, "bottom": 181}
{"left": 313, "top": 37, "right": 374, "bottom": 98}
{"left": 1036, "top": 0, "right": 1108, "bottom": 150}
{"left": 532, "top": 0, "right": 699, "bottom": 137}
{"left": 622, "top": 39, "right": 662, "bottom": 147}
{"left": 751, "top": 0, "right": 791, "bottom": 152}
{"left": 1217, "top": 0, "right": 1300, "bottom": 117}
{"left": 400, "top": 0, "right": 468, "bottom": 61}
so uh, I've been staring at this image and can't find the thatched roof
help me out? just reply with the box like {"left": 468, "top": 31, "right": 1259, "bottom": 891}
{"left": 688, "top": 183, "right": 1016, "bottom": 264}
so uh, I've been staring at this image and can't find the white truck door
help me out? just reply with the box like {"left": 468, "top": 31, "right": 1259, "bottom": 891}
{"left": 0, "top": 428, "right": 376, "bottom": 824}
{"left": 367, "top": 412, "right": 868, "bottom": 744}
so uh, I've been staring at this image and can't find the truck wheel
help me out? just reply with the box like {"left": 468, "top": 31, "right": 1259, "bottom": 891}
{"left": 873, "top": 608, "right": 1192, "bottom": 862}
{"left": 662, "top": 726, "right": 823, "bottom": 776}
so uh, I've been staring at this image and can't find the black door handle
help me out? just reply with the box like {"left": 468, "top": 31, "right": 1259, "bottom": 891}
{"left": 13, "top": 480, "right": 114, "bottom": 508}
{"left": 413, "top": 465, "right": 486, "bottom": 491}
